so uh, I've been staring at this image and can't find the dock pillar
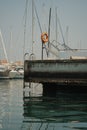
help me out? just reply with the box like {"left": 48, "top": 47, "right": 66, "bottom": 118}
{"left": 43, "top": 83, "right": 57, "bottom": 97}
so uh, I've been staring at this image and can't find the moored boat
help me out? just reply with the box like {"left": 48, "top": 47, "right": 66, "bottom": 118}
{"left": 24, "top": 4, "right": 87, "bottom": 88}
{"left": 0, "top": 64, "right": 10, "bottom": 79}
{"left": 9, "top": 66, "right": 24, "bottom": 79}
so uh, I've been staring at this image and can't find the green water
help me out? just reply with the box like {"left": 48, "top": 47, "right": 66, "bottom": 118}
{"left": 0, "top": 80, "right": 87, "bottom": 130}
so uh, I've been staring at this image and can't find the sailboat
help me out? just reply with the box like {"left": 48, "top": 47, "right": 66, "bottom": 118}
{"left": 9, "top": 61, "right": 24, "bottom": 79}
{"left": 0, "top": 62, "right": 9, "bottom": 79}
{"left": 0, "top": 30, "right": 10, "bottom": 79}
{"left": 8, "top": 30, "right": 24, "bottom": 79}
{"left": 24, "top": 6, "right": 87, "bottom": 87}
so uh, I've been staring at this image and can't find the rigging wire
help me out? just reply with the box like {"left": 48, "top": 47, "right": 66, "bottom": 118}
{"left": 34, "top": 3, "right": 42, "bottom": 33}
{"left": 0, "top": 30, "right": 8, "bottom": 62}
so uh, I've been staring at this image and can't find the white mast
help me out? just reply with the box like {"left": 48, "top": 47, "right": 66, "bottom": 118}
{"left": 0, "top": 29, "right": 8, "bottom": 62}
{"left": 32, "top": 0, "right": 34, "bottom": 54}
{"left": 23, "top": 0, "right": 28, "bottom": 58}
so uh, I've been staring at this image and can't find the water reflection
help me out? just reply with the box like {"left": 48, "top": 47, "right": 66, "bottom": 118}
{"left": 0, "top": 80, "right": 23, "bottom": 130}
{"left": 0, "top": 80, "right": 87, "bottom": 130}
{"left": 0, "top": 80, "right": 10, "bottom": 129}
{"left": 23, "top": 84, "right": 87, "bottom": 130}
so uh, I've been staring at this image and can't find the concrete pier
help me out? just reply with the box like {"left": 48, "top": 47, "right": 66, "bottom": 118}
{"left": 24, "top": 59, "right": 87, "bottom": 86}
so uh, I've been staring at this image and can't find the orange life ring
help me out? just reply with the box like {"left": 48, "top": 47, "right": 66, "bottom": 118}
{"left": 41, "top": 32, "right": 48, "bottom": 43}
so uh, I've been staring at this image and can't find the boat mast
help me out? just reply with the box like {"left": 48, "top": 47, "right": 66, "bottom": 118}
{"left": 10, "top": 30, "right": 12, "bottom": 62}
{"left": 66, "top": 26, "right": 69, "bottom": 46}
{"left": 0, "top": 30, "right": 8, "bottom": 62}
{"left": 23, "top": 0, "right": 28, "bottom": 58}
{"left": 32, "top": 0, "right": 34, "bottom": 55}
{"left": 55, "top": 7, "right": 58, "bottom": 46}
{"left": 57, "top": 13, "right": 66, "bottom": 45}
{"left": 34, "top": 2, "right": 43, "bottom": 59}
{"left": 47, "top": 8, "right": 51, "bottom": 58}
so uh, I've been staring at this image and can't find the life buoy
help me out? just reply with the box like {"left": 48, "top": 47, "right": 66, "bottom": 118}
{"left": 41, "top": 32, "right": 48, "bottom": 43}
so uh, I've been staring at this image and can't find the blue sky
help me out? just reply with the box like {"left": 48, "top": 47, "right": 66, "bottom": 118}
{"left": 0, "top": 0, "right": 87, "bottom": 61}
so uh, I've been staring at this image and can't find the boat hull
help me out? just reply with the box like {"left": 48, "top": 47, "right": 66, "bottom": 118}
{"left": 9, "top": 70, "right": 24, "bottom": 79}
{"left": 0, "top": 70, "right": 9, "bottom": 79}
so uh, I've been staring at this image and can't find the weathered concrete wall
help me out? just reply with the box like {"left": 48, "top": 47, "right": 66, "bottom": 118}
{"left": 24, "top": 59, "right": 87, "bottom": 85}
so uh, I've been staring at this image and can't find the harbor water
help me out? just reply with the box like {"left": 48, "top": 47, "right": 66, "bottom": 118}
{"left": 0, "top": 80, "right": 87, "bottom": 130}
